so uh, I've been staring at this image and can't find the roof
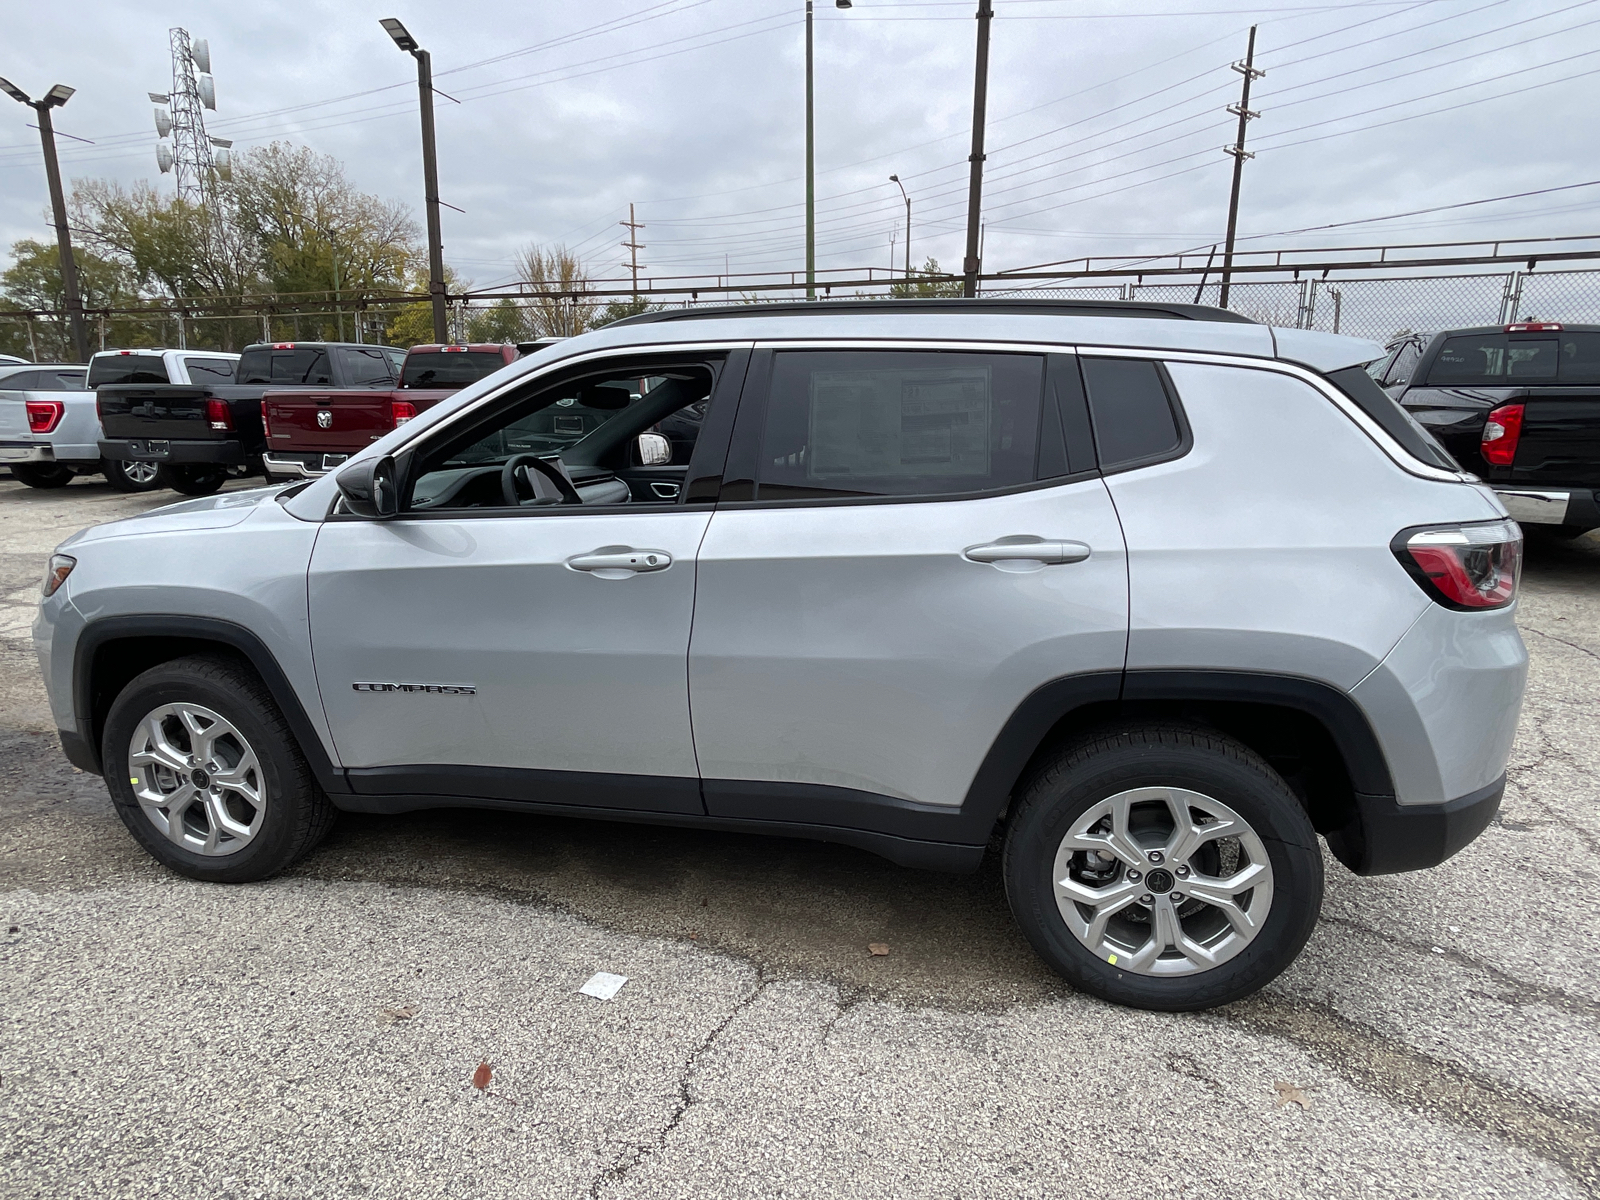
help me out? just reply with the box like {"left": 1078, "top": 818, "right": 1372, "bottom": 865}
{"left": 612, "top": 297, "right": 1257, "bottom": 327}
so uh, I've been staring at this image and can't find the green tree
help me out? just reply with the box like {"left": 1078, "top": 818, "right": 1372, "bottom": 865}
{"left": 593, "top": 297, "right": 661, "bottom": 327}
{"left": 466, "top": 298, "right": 528, "bottom": 344}
{"left": 888, "top": 257, "right": 962, "bottom": 298}
{"left": 0, "top": 239, "right": 141, "bottom": 360}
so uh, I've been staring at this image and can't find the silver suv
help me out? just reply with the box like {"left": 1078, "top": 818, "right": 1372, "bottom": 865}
{"left": 33, "top": 299, "right": 1527, "bottom": 1011}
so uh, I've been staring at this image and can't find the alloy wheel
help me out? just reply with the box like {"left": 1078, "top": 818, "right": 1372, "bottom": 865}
{"left": 122, "top": 461, "right": 159, "bottom": 485}
{"left": 127, "top": 702, "right": 267, "bottom": 856}
{"left": 1052, "top": 786, "right": 1274, "bottom": 976}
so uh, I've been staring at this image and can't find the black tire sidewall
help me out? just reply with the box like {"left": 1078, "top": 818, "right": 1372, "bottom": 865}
{"left": 156, "top": 464, "right": 227, "bottom": 496}
{"left": 12, "top": 463, "right": 74, "bottom": 488}
{"left": 103, "top": 664, "right": 307, "bottom": 882}
{"left": 1005, "top": 733, "right": 1323, "bottom": 1012}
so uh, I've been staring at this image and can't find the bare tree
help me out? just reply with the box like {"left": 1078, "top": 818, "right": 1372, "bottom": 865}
{"left": 514, "top": 244, "right": 594, "bottom": 338}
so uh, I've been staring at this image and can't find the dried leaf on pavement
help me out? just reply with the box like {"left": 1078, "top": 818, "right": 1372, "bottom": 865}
{"left": 867, "top": 943, "right": 891, "bottom": 957}
{"left": 376, "top": 1005, "right": 417, "bottom": 1026}
{"left": 1273, "top": 1080, "right": 1312, "bottom": 1109}
{"left": 472, "top": 1061, "right": 493, "bottom": 1091}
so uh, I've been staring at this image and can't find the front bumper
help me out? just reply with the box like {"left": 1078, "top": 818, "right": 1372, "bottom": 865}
{"left": 99, "top": 438, "right": 247, "bottom": 466}
{"left": 262, "top": 451, "right": 347, "bottom": 479}
{"left": 1327, "top": 775, "right": 1503, "bottom": 875}
{"left": 1496, "top": 487, "right": 1600, "bottom": 528}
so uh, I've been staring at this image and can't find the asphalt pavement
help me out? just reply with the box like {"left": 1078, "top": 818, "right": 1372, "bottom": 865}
{"left": 1, "top": 474, "right": 1597, "bottom": 1199}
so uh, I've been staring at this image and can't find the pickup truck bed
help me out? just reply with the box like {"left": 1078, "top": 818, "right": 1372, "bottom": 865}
{"left": 98, "top": 342, "right": 404, "bottom": 495}
{"left": 1399, "top": 324, "right": 1600, "bottom": 533}
{"left": 261, "top": 342, "right": 520, "bottom": 480}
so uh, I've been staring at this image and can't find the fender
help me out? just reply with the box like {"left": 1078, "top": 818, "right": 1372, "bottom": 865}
{"left": 69, "top": 614, "right": 347, "bottom": 794}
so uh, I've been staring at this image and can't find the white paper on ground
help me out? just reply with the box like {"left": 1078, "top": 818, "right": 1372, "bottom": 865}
{"left": 579, "top": 972, "right": 629, "bottom": 1000}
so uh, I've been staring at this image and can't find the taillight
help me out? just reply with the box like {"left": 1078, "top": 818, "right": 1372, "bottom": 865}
{"left": 206, "top": 398, "right": 233, "bottom": 431}
{"left": 261, "top": 398, "right": 272, "bottom": 438}
{"left": 25, "top": 399, "right": 64, "bottom": 433}
{"left": 1393, "top": 520, "right": 1522, "bottom": 610}
{"left": 391, "top": 400, "right": 416, "bottom": 427}
{"left": 42, "top": 554, "right": 75, "bottom": 597}
{"left": 1505, "top": 321, "right": 1562, "bottom": 332}
{"left": 1480, "top": 403, "right": 1523, "bottom": 466}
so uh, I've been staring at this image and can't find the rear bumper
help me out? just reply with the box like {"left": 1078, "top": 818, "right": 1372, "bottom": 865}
{"left": 99, "top": 438, "right": 247, "bottom": 465}
{"left": 0, "top": 441, "right": 99, "bottom": 466}
{"left": 1496, "top": 486, "right": 1600, "bottom": 528}
{"left": 262, "top": 451, "right": 346, "bottom": 478}
{"left": 1327, "top": 775, "right": 1503, "bottom": 875}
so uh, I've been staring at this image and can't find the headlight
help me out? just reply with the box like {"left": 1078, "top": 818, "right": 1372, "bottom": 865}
{"left": 43, "top": 554, "right": 76, "bottom": 597}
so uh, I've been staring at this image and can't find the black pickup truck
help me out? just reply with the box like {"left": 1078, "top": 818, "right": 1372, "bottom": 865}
{"left": 1395, "top": 322, "right": 1600, "bottom": 537}
{"left": 97, "top": 341, "right": 405, "bottom": 495}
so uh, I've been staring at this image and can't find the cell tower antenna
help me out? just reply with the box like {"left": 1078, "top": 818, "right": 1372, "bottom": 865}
{"left": 152, "top": 28, "right": 226, "bottom": 205}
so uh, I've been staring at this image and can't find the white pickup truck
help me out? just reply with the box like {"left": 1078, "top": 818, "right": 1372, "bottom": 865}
{"left": 0, "top": 362, "right": 160, "bottom": 491}
{"left": 0, "top": 350, "right": 240, "bottom": 492}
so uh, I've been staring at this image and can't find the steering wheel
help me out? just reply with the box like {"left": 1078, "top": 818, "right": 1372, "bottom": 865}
{"left": 501, "top": 453, "right": 584, "bottom": 507}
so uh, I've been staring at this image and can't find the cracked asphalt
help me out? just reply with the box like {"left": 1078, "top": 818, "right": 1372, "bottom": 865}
{"left": 1, "top": 474, "right": 1598, "bottom": 1199}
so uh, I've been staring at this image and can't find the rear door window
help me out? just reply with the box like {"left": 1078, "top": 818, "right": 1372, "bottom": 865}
{"left": 750, "top": 349, "right": 1046, "bottom": 500}
{"left": 1080, "top": 357, "right": 1187, "bottom": 471}
{"left": 0, "top": 371, "right": 40, "bottom": 390}
{"left": 1385, "top": 341, "right": 1422, "bottom": 388}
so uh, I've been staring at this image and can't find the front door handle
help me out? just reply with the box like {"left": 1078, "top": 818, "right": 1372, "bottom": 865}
{"left": 567, "top": 547, "right": 673, "bottom": 576}
{"left": 964, "top": 540, "right": 1091, "bottom": 565}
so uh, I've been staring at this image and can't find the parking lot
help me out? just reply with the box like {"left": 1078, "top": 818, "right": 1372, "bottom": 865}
{"left": 1, "top": 474, "right": 1597, "bottom": 1199}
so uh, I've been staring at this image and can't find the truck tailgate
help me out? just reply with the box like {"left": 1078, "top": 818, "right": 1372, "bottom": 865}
{"left": 264, "top": 390, "right": 398, "bottom": 453}
{"left": 96, "top": 385, "right": 221, "bottom": 441}
{"left": 1515, "top": 391, "right": 1600, "bottom": 488}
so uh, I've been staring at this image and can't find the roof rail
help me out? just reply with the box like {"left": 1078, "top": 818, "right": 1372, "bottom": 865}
{"left": 608, "top": 297, "right": 1258, "bottom": 327}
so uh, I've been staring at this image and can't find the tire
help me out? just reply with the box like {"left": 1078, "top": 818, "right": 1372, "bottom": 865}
{"left": 157, "top": 463, "right": 228, "bottom": 496}
{"left": 11, "top": 462, "right": 74, "bottom": 488}
{"left": 102, "top": 654, "right": 335, "bottom": 883}
{"left": 1003, "top": 723, "right": 1323, "bottom": 1012}
{"left": 101, "top": 458, "right": 163, "bottom": 493}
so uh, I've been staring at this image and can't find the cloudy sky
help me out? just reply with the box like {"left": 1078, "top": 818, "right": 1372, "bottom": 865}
{"left": 2, "top": 0, "right": 1598, "bottom": 297}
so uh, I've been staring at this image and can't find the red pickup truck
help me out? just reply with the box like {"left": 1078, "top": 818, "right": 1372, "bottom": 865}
{"left": 261, "top": 342, "right": 526, "bottom": 480}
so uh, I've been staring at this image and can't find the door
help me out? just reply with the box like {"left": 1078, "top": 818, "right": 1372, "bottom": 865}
{"left": 308, "top": 348, "right": 745, "bottom": 815}
{"left": 688, "top": 346, "right": 1128, "bottom": 819}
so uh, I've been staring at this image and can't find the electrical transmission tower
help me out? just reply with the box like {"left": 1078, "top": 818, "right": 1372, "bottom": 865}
{"left": 151, "top": 28, "right": 231, "bottom": 205}
{"left": 620, "top": 203, "right": 645, "bottom": 302}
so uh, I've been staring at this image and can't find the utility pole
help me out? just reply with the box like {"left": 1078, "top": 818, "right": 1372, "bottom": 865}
{"left": 1219, "top": 25, "right": 1263, "bottom": 311}
{"left": 0, "top": 78, "right": 87, "bottom": 362}
{"left": 381, "top": 19, "right": 448, "bottom": 343}
{"left": 620, "top": 203, "right": 645, "bottom": 302}
{"left": 962, "top": 0, "right": 994, "bottom": 298}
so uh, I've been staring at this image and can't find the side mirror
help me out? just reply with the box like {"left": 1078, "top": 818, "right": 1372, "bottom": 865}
{"left": 635, "top": 432, "right": 671, "bottom": 465}
{"left": 336, "top": 454, "right": 398, "bottom": 518}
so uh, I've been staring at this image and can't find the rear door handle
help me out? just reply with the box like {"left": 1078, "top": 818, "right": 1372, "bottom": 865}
{"left": 964, "top": 540, "right": 1091, "bottom": 565}
{"left": 567, "top": 548, "right": 673, "bottom": 576}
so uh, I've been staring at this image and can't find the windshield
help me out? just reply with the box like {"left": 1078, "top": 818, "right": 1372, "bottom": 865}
{"left": 87, "top": 354, "right": 169, "bottom": 387}
{"left": 401, "top": 351, "right": 506, "bottom": 389}
{"left": 1426, "top": 331, "right": 1600, "bottom": 386}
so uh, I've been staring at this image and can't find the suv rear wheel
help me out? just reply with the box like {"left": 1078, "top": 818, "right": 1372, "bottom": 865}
{"left": 1003, "top": 723, "right": 1322, "bottom": 1011}
{"left": 102, "top": 655, "right": 335, "bottom": 883}
{"left": 11, "top": 463, "right": 74, "bottom": 488}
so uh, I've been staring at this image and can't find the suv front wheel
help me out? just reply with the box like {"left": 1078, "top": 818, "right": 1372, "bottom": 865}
{"left": 102, "top": 655, "right": 335, "bottom": 882}
{"left": 1004, "top": 724, "right": 1323, "bottom": 1011}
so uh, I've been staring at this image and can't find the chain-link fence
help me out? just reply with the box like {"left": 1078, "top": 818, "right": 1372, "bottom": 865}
{"left": 11, "top": 267, "right": 1600, "bottom": 361}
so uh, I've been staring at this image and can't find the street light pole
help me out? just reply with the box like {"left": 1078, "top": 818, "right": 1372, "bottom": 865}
{"left": 0, "top": 78, "right": 87, "bottom": 361}
{"left": 381, "top": 19, "right": 448, "bottom": 343}
{"left": 804, "top": 0, "right": 853, "bottom": 302}
{"left": 889, "top": 175, "right": 911, "bottom": 279}
{"left": 961, "top": 0, "right": 994, "bottom": 299}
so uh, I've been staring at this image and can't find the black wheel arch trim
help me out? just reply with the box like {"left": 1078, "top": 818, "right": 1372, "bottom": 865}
{"left": 1327, "top": 774, "right": 1502, "bottom": 876}
{"left": 69, "top": 614, "right": 346, "bottom": 793}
